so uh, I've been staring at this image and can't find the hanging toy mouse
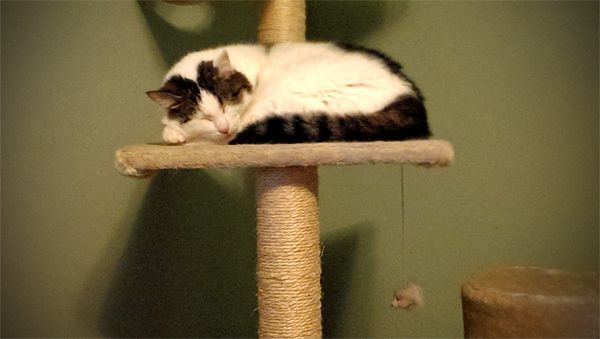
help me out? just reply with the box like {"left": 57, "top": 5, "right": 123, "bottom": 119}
{"left": 391, "top": 283, "right": 424, "bottom": 310}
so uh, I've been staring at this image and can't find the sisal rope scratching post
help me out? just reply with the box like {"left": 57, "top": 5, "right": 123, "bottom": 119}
{"left": 258, "top": 0, "right": 306, "bottom": 44}
{"left": 255, "top": 2, "right": 322, "bottom": 337}
{"left": 256, "top": 166, "right": 321, "bottom": 338}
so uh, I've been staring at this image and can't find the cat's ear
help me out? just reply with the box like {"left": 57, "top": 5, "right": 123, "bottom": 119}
{"left": 146, "top": 90, "right": 181, "bottom": 109}
{"left": 214, "top": 50, "right": 235, "bottom": 79}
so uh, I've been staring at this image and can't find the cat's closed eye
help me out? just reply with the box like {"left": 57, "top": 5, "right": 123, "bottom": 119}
{"left": 174, "top": 113, "right": 191, "bottom": 124}
{"left": 231, "top": 88, "right": 242, "bottom": 99}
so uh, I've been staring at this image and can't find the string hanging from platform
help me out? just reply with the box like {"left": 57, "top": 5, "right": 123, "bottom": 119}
{"left": 401, "top": 165, "right": 406, "bottom": 284}
{"left": 392, "top": 165, "right": 425, "bottom": 310}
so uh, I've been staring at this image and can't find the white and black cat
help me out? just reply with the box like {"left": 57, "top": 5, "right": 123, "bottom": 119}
{"left": 147, "top": 42, "right": 431, "bottom": 145}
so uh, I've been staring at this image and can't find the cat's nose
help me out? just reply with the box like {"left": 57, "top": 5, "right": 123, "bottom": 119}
{"left": 215, "top": 117, "right": 230, "bottom": 135}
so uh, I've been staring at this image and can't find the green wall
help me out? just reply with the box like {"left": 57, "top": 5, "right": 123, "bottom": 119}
{"left": 2, "top": 1, "right": 598, "bottom": 337}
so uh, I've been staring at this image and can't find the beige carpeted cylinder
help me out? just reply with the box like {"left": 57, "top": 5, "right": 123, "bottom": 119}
{"left": 256, "top": 167, "right": 322, "bottom": 338}
{"left": 462, "top": 266, "right": 599, "bottom": 338}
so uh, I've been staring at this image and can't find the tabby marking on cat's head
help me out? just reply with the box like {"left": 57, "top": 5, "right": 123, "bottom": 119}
{"left": 147, "top": 50, "right": 252, "bottom": 144}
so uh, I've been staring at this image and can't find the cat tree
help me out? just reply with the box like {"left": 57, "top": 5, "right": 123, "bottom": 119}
{"left": 116, "top": 1, "right": 454, "bottom": 337}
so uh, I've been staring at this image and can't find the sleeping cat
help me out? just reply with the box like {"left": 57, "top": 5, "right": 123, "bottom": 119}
{"left": 147, "top": 42, "right": 431, "bottom": 145}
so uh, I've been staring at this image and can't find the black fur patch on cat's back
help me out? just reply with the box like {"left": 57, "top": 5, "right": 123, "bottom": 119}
{"left": 229, "top": 95, "right": 431, "bottom": 144}
{"left": 335, "top": 43, "right": 425, "bottom": 98}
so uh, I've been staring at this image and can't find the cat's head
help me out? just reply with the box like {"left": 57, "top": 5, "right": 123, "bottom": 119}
{"left": 147, "top": 51, "right": 252, "bottom": 144}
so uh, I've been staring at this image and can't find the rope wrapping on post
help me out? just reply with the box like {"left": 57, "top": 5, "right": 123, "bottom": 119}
{"left": 256, "top": 167, "right": 322, "bottom": 338}
{"left": 258, "top": 0, "right": 306, "bottom": 44}
{"left": 255, "top": 1, "right": 322, "bottom": 337}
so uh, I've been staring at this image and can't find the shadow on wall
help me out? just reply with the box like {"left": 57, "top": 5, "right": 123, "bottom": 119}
{"left": 100, "top": 170, "right": 258, "bottom": 337}
{"left": 322, "top": 224, "right": 376, "bottom": 337}
{"left": 99, "top": 1, "right": 392, "bottom": 337}
{"left": 137, "top": 1, "right": 261, "bottom": 65}
{"left": 99, "top": 169, "right": 375, "bottom": 337}
{"left": 137, "top": 0, "right": 392, "bottom": 65}
{"left": 306, "top": 1, "right": 392, "bottom": 41}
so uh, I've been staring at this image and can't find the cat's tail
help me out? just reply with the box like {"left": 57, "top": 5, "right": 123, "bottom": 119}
{"left": 229, "top": 95, "right": 431, "bottom": 144}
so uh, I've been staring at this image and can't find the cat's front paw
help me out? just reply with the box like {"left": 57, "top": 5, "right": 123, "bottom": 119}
{"left": 162, "top": 126, "right": 186, "bottom": 145}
